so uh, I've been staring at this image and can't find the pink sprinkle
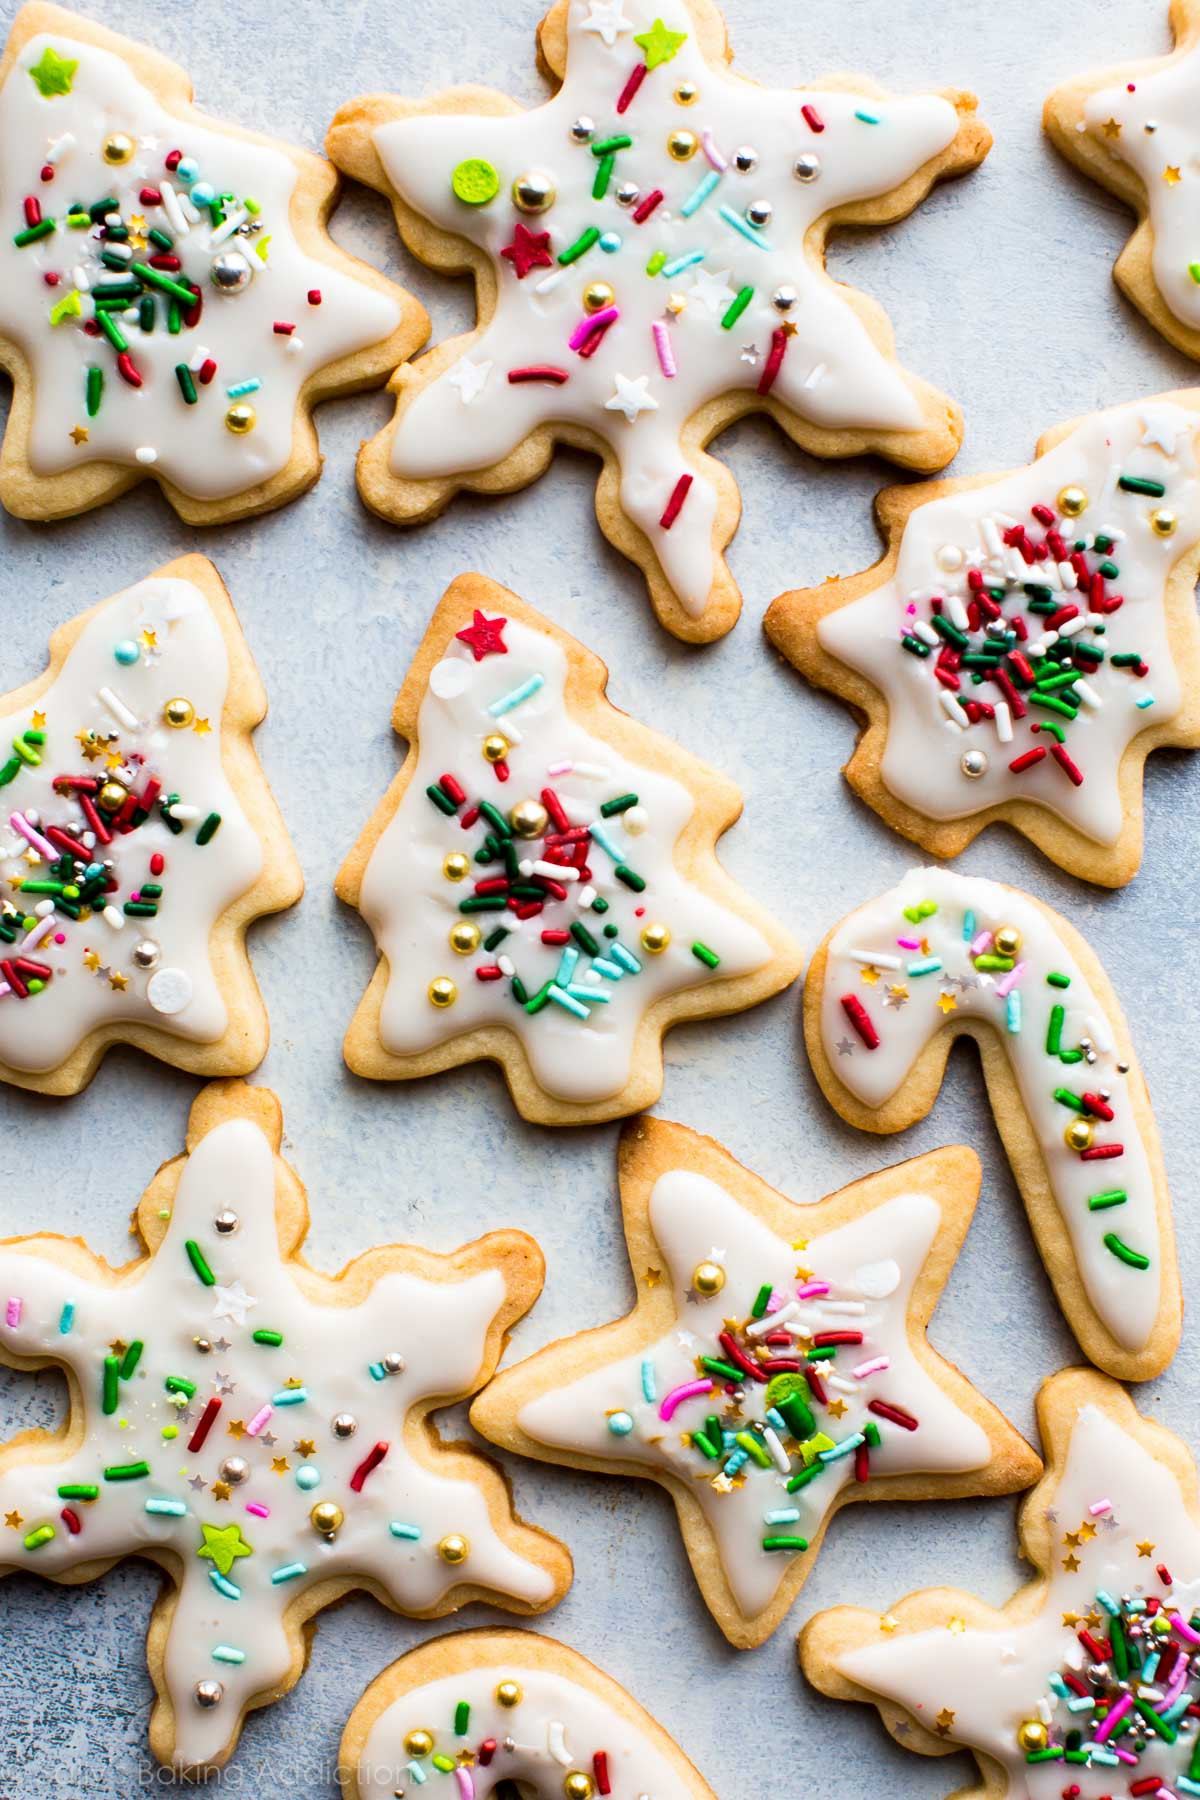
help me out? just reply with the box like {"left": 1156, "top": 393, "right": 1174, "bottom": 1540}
{"left": 10, "top": 812, "right": 58, "bottom": 861}
{"left": 852, "top": 1355, "right": 890, "bottom": 1379}
{"left": 1172, "top": 1613, "right": 1200, "bottom": 1645}
{"left": 245, "top": 1502, "right": 269, "bottom": 1518}
{"left": 1113, "top": 1747, "right": 1139, "bottom": 1767}
{"left": 659, "top": 1378, "right": 713, "bottom": 1422}
{"left": 21, "top": 914, "right": 57, "bottom": 953}
{"left": 246, "top": 1405, "right": 273, "bottom": 1437}
{"left": 796, "top": 1281, "right": 829, "bottom": 1299}
{"left": 651, "top": 319, "right": 676, "bottom": 378}
{"left": 700, "top": 128, "right": 727, "bottom": 171}
{"left": 54, "top": 933, "right": 66, "bottom": 945}
{"left": 1088, "top": 1498, "right": 1111, "bottom": 1516}
{"left": 896, "top": 937, "right": 921, "bottom": 950}
{"left": 969, "top": 930, "right": 992, "bottom": 957}
{"left": 993, "top": 960, "right": 1026, "bottom": 999}
{"left": 455, "top": 1770, "right": 475, "bottom": 1800}
{"left": 4, "top": 1297, "right": 22, "bottom": 1328}
{"left": 1095, "top": 1692, "right": 1133, "bottom": 1741}
{"left": 569, "top": 305, "right": 619, "bottom": 352}
{"left": 547, "top": 761, "right": 573, "bottom": 776}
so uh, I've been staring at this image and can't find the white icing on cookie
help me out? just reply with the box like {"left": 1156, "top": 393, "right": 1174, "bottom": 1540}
{"left": 0, "top": 1116, "right": 556, "bottom": 1769}
{"left": 818, "top": 866, "right": 1162, "bottom": 1353}
{"left": 0, "top": 575, "right": 265, "bottom": 1073}
{"left": 370, "top": 0, "right": 961, "bottom": 618}
{"left": 355, "top": 611, "right": 772, "bottom": 1104}
{"left": 516, "top": 1167, "right": 990, "bottom": 1619}
{"left": 1083, "top": 42, "right": 1200, "bottom": 331}
{"left": 0, "top": 31, "right": 401, "bottom": 498}
{"left": 837, "top": 1399, "right": 1200, "bottom": 1800}
{"left": 816, "top": 398, "right": 1200, "bottom": 846}
{"left": 355, "top": 1648, "right": 710, "bottom": 1797}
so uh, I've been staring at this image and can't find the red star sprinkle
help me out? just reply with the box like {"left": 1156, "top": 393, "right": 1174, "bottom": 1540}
{"left": 456, "top": 610, "right": 509, "bottom": 661}
{"left": 500, "top": 223, "right": 553, "bottom": 280}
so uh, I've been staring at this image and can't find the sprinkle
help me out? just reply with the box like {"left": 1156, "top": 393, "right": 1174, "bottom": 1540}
{"left": 4, "top": 1297, "right": 22, "bottom": 1328}
{"left": 188, "top": 1397, "right": 221, "bottom": 1453}
{"left": 212, "top": 1645, "right": 246, "bottom": 1664}
{"left": 349, "top": 1441, "right": 389, "bottom": 1492}
{"left": 184, "top": 1239, "right": 215, "bottom": 1286}
{"left": 651, "top": 319, "right": 676, "bottom": 376}
{"left": 659, "top": 1378, "right": 713, "bottom": 1421}
{"left": 840, "top": 993, "right": 878, "bottom": 1048}
{"left": 718, "top": 203, "right": 771, "bottom": 248}
{"left": 23, "top": 1525, "right": 55, "bottom": 1551}
{"left": 660, "top": 472, "right": 692, "bottom": 528}
{"left": 389, "top": 1521, "right": 421, "bottom": 1540}
{"left": 103, "top": 1461, "right": 150, "bottom": 1481}
{"left": 209, "top": 1571, "right": 241, "bottom": 1600}
{"left": 507, "top": 364, "right": 569, "bottom": 384}
{"left": 1103, "top": 1233, "right": 1150, "bottom": 1269}
{"left": 271, "top": 1562, "right": 307, "bottom": 1584}
{"left": 681, "top": 169, "right": 721, "bottom": 216}
{"left": 641, "top": 1358, "right": 656, "bottom": 1402}
{"left": 145, "top": 1498, "right": 188, "bottom": 1516}
{"left": 489, "top": 675, "right": 544, "bottom": 716}
{"left": 557, "top": 226, "right": 601, "bottom": 266}
{"left": 691, "top": 941, "right": 719, "bottom": 969}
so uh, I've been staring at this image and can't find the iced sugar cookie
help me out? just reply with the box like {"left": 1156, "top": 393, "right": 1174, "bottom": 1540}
{"left": 805, "top": 867, "right": 1180, "bottom": 1382}
{"left": 0, "top": 3, "right": 424, "bottom": 523}
{"left": 0, "top": 1081, "right": 571, "bottom": 1774}
{"left": 802, "top": 1369, "right": 1200, "bottom": 1800}
{"left": 471, "top": 1115, "right": 1041, "bottom": 1648}
{"left": 0, "top": 554, "right": 302, "bottom": 1094}
{"left": 764, "top": 392, "right": 1200, "bottom": 885}
{"left": 325, "top": 0, "right": 990, "bottom": 643}
{"left": 335, "top": 573, "right": 801, "bottom": 1125}
{"left": 341, "top": 1628, "right": 717, "bottom": 1798}
{"left": 1046, "top": 2, "right": 1200, "bottom": 363}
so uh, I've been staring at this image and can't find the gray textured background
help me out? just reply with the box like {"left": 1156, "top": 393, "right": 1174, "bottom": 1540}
{"left": 1, "top": 0, "right": 1198, "bottom": 1791}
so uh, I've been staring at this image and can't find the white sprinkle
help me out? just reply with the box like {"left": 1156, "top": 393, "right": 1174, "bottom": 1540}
{"left": 821, "top": 1300, "right": 867, "bottom": 1316}
{"left": 209, "top": 207, "right": 249, "bottom": 247}
{"left": 911, "top": 619, "right": 939, "bottom": 647}
{"left": 1059, "top": 560, "right": 1078, "bottom": 590}
{"left": 44, "top": 133, "right": 75, "bottom": 165}
{"left": 98, "top": 685, "right": 139, "bottom": 730}
{"left": 1086, "top": 1014, "right": 1115, "bottom": 1055}
{"left": 166, "top": 802, "right": 200, "bottom": 823}
{"left": 1075, "top": 679, "right": 1102, "bottom": 709}
{"left": 103, "top": 905, "right": 125, "bottom": 931}
{"left": 944, "top": 594, "right": 970, "bottom": 630}
{"left": 846, "top": 948, "right": 902, "bottom": 970}
{"left": 939, "top": 689, "right": 970, "bottom": 728}
{"left": 498, "top": 955, "right": 515, "bottom": 977}
{"left": 981, "top": 516, "right": 1003, "bottom": 557}
{"left": 995, "top": 700, "right": 1013, "bottom": 743}
{"left": 547, "top": 1721, "right": 572, "bottom": 1767}
{"left": 160, "top": 181, "right": 188, "bottom": 237}
{"left": 179, "top": 192, "right": 201, "bottom": 224}
{"left": 747, "top": 1301, "right": 797, "bottom": 1337}
{"left": 188, "top": 344, "right": 212, "bottom": 372}
{"left": 534, "top": 268, "right": 568, "bottom": 294}
{"left": 135, "top": 446, "right": 158, "bottom": 465}
{"left": 577, "top": 885, "right": 596, "bottom": 908}
{"left": 1058, "top": 615, "right": 1089, "bottom": 637}
{"left": 762, "top": 1426, "right": 791, "bottom": 1474}
{"left": 531, "top": 860, "right": 578, "bottom": 881}
{"left": 571, "top": 762, "right": 610, "bottom": 779}
{"left": 825, "top": 1372, "right": 857, "bottom": 1394}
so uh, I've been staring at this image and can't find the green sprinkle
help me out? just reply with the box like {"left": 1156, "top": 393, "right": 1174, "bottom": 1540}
{"left": 426, "top": 783, "right": 457, "bottom": 816}
{"left": 751, "top": 1282, "right": 773, "bottom": 1319}
{"left": 614, "top": 863, "right": 645, "bottom": 892}
{"left": 570, "top": 921, "right": 600, "bottom": 956}
{"left": 104, "top": 1461, "right": 151, "bottom": 1481}
{"left": 85, "top": 365, "right": 103, "bottom": 417}
{"left": 1104, "top": 1233, "right": 1150, "bottom": 1271}
{"left": 591, "top": 134, "right": 632, "bottom": 155}
{"left": 14, "top": 218, "right": 56, "bottom": 248}
{"left": 558, "top": 226, "right": 601, "bottom": 266}
{"left": 721, "top": 284, "right": 754, "bottom": 330}
{"left": 454, "top": 1701, "right": 470, "bottom": 1735}
{"left": 23, "top": 1524, "right": 55, "bottom": 1551}
{"left": 175, "top": 362, "right": 198, "bottom": 405}
{"left": 762, "top": 1533, "right": 809, "bottom": 1551}
{"left": 102, "top": 1354, "right": 120, "bottom": 1414}
{"left": 699, "top": 1356, "right": 743, "bottom": 1382}
{"left": 600, "top": 793, "right": 638, "bottom": 817}
{"left": 691, "top": 942, "right": 720, "bottom": 969}
{"left": 735, "top": 1432, "right": 773, "bottom": 1469}
{"left": 1047, "top": 971, "right": 1071, "bottom": 988}
{"left": 185, "top": 1238, "right": 215, "bottom": 1286}
{"left": 165, "top": 1375, "right": 196, "bottom": 1397}
{"left": 459, "top": 894, "right": 508, "bottom": 912}
{"left": 57, "top": 1483, "right": 98, "bottom": 1500}
{"left": 252, "top": 1329, "right": 284, "bottom": 1347}
{"left": 1118, "top": 475, "right": 1166, "bottom": 498}
{"left": 592, "top": 153, "right": 615, "bottom": 199}
{"left": 646, "top": 249, "right": 667, "bottom": 275}
{"left": 1046, "top": 1004, "right": 1064, "bottom": 1057}
{"left": 1053, "top": 1087, "right": 1086, "bottom": 1113}
{"left": 119, "top": 1340, "right": 143, "bottom": 1380}
{"left": 130, "top": 261, "right": 195, "bottom": 305}
{"left": 195, "top": 812, "right": 221, "bottom": 846}
{"left": 785, "top": 1463, "right": 825, "bottom": 1493}
{"left": 1088, "top": 1190, "right": 1127, "bottom": 1211}
{"left": 94, "top": 307, "right": 127, "bottom": 352}
{"left": 432, "top": 1756, "right": 457, "bottom": 1774}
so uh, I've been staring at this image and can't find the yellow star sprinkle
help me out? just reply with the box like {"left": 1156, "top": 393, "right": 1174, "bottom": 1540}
{"left": 30, "top": 712, "right": 45, "bottom": 730}
{"left": 827, "top": 1398, "right": 848, "bottom": 1420}
{"left": 4, "top": 1510, "right": 23, "bottom": 1529}
{"left": 192, "top": 717, "right": 211, "bottom": 735}
{"left": 69, "top": 424, "right": 88, "bottom": 445}
{"left": 644, "top": 1267, "right": 662, "bottom": 1286}
{"left": 1137, "top": 1540, "right": 1155, "bottom": 1557}
{"left": 295, "top": 1439, "right": 316, "bottom": 1458}
{"left": 226, "top": 1420, "right": 246, "bottom": 1439}
{"left": 936, "top": 991, "right": 958, "bottom": 1014}
{"left": 879, "top": 1613, "right": 899, "bottom": 1633}
{"left": 947, "top": 1616, "right": 966, "bottom": 1634}
{"left": 1062, "top": 1552, "right": 1080, "bottom": 1572}
{"left": 1101, "top": 118, "right": 1121, "bottom": 138}
{"left": 211, "top": 1481, "right": 231, "bottom": 1502}
{"left": 1062, "top": 1610, "right": 1080, "bottom": 1627}
{"left": 860, "top": 964, "right": 881, "bottom": 986}
{"left": 271, "top": 1457, "right": 290, "bottom": 1475}
{"left": 109, "top": 972, "right": 128, "bottom": 992}
{"left": 934, "top": 1708, "right": 956, "bottom": 1735}
{"left": 83, "top": 949, "right": 101, "bottom": 971}
{"left": 1078, "top": 1521, "right": 1096, "bottom": 1542}
{"left": 1165, "top": 166, "right": 1182, "bottom": 185}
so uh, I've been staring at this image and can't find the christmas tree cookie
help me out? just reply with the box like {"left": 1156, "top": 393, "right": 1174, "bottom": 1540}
{"left": 805, "top": 867, "right": 1180, "bottom": 1382}
{"left": 1046, "top": 2, "right": 1200, "bottom": 363}
{"left": 0, "top": 1081, "right": 571, "bottom": 1773}
{"left": 0, "top": 4, "right": 424, "bottom": 523}
{"left": 335, "top": 573, "right": 802, "bottom": 1124}
{"left": 340, "top": 1629, "right": 718, "bottom": 1799}
{"left": 765, "top": 392, "right": 1200, "bottom": 885}
{"left": 803, "top": 1369, "right": 1200, "bottom": 1800}
{"left": 0, "top": 555, "right": 302, "bottom": 1094}
{"left": 326, "top": 0, "right": 990, "bottom": 642}
{"left": 471, "top": 1115, "right": 1041, "bottom": 1648}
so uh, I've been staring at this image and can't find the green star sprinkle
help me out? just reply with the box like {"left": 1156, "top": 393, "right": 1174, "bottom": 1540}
{"left": 29, "top": 46, "right": 78, "bottom": 98}
{"left": 197, "top": 1521, "right": 253, "bottom": 1577}
{"left": 633, "top": 18, "right": 687, "bottom": 68}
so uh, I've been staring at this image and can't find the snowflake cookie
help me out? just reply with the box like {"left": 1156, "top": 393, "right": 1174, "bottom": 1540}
{"left": 1046, "top": 1, "right": 1200, "bottom": 363}
{"left": 0, "top": 554, "right": 302, "bottom": 1094}
{"left": 335, "top": 572, "right": 802, "bottom": 1124}
{"left": 805, "top": 866, "right": 1180, "bottom": 1383}
{"left": 803, "top": 1369, "right": 1200, "bottom": 1800}
{"left": 765, "top": 392, "right": 1200, "bottom": 885}
{"left": 471, "top": 1115, "right": 1041, "bottom": 1647}
{"left": 341, "top": 1629, "right": 718, "bottom": 1799}
{"left": 326, "top": 0, "right": 990, "bottom": 642}
{"left": 0, "top": 3, "right": 425, "bottom": 523}
{"left": 0, "top": 1081, "right": 571, "bottom": 1773}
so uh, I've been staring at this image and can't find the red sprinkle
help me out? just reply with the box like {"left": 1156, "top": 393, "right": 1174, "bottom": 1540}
{"left": 594, "top": 1752, "right": 612, "bottom": 1796}
{"left": 40, "top": 164, "right": 54, "bottom": 182}
{"left": 478, "top": 1741, "right": 496, "bottom": 1767}
{"left": 616, "top": 61, "right": 648, "bottom": 113}
{"left": 349, "top": 1441, "right": 389, "bottom": 1493}
{"left": 507, "top": 365, "right": 569, "bottom": 384}
{"left": 439, "top": 773, "right": 467, "bottom": 806}
{"left": 840, "top": 992, "right": 878, "bottom": 1049}
{"left": 475, "top": 966, "right": 504, "bottom": 982}
{"left": 717, "top": 1331, "right": 767, "bottom": 1383}
{"left": 1081, "top": 1093, "right": 1115, "bottom": 1121}
{"left": 1008, "top": 746, "right": 1047, "bottom": 773}
{"left": 273, "top": 321, "right": 295, "bottom": 335}
{"left": 1051, "top": 743, "right": 1084, "bottom": 786}
{"left": 23, "top": 196, "right": 41, "bottom": 227}
{"left": 813, "top": 1330, "right": 864, "bottom": 1347}
{"left": 869, "top": 1399, "right": 919, "bottom": 1431}
{"left": 756, "top": 326, "right": 788, "bottom": 396}
{"left": 187, "top": 1397, "right": 221, "bottom": 1453}
{"left": 805, "top": 1367, "right": 828, "bottom": 1405}
{"left": 0, "top": 960, "right": 29, "bottom": 1000}
{"left": 165, "top": 149, "right": 183, "bottom": 171}
{"left": 61, "top": 1507, "right": 82, "bottom": 1535}
{"left": 1081, "top": 1143, "right": 1124, "bottom": 1161}
{"left": 116, "top": 351, "right": 142, "bottom": 389}
{"left": 150, "top": 852, "right": 165, "bottom": 876}
{"left": 307, "top": 288, "right": 322, "bottom": 305}
{"left": 140, "top": 186, "right": 163, "bottom": 205}
{"left": 801, "top": 102, "right": 825, "bottom": 132}
{"left": 198, "top": 358, "right": 217, "bottom": 386}
{"left": 632, "top": 188, "right": 663, "bottom": 224}
{"left": 659, "top": 472, "right": 692, "bottom": 530}
{"left": 854, "top": 1441, "right": 870, "bottom": 1483}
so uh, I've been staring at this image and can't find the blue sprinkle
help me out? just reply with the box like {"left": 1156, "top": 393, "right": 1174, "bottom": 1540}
{"left": 488, "top": 674, "right": 544, "bottom": 717}
{"left": 680, "top": 169, "right": 721, "bottom": 217}
{"left": 765, "top": 1507, "right": 801, "bottom": 1524}
{"left": 660, "top": 248, "right": 706, "bottom": 278}
{"left": 641, "top": 1358, "right": 656, "bottom": 1403}
{"left": 555, "top": 944, "right": 580, "bottom": 986}
{"left": 591, "top": 957, "right": 625, "bottom": 980}
{"left": 906, "top": 956, "right": 943, "bottom": 976}
{"left": 145, "top": 1497, "right": 188, "bottom": 1517}
{"left": 818, "top": 1433, "right": 865, "bottom": 1463}
{"left": 272, "top": 1386, "right": 308, "bottom": 1406}
{"left": 609, "top": 942, "right": 642, "bottom": 975}
{"left": 855, "top": 107, "right": 881, "bottom": 124}
{"left": 209, "top": 1571, "right": 241, "bottom": 1600}
{"left": 718, "top": 204, "right": 772, "bottom": 249}
{"left": 389, "top": 1522, "right": 422, "bottom": 1540}
{"left": 962, "top": 910, "right": 976, "bottom": 942}
{"left": 226, "top": 377, "right": 262, "bottom": 398}
{"left": 599, "top": 231, "right": 622, "bottom": 252}
{"left": 368, "top": 1362, "right": 386, "bottom": 1381}
{"left": 546, "top": 983, "right": 589, "bottom": 1020}
{"left": 212, "top": 1645, "right": 245, "bottom": 1664}
{"left": 1006, "top": 991, "right": 1022, "bottom": 1035}
{"left": 271, "top": 1562, "right": 307, "bottom": 1585}
{"left": 58, "top": 1301, "right": 75, "bottom": 1335}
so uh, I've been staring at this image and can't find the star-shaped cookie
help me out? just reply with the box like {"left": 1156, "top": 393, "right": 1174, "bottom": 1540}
{"left": 0, "top": 1081, "right": 570, "bottom": 1773}
{"left": 335, "top": 573, "right": 801, "bottom": 1124}
{"left": 1045, "top": 1, "right": 1200, "bottom": 363}
{"left": 0, "top": 3, "right": 424, "bottom": 524}
{"left": 0, "top": 554, "right": 302, "bottom": 1094}
{"left": 471, "top": 1115, "right": 1040, "bottom": 1646}
{"left": 765, "top": 391, "right": 1200, "bottom": 885}
{"left": 805, "top": 866, "right": 1180, "bottom": 1382}
{"left": 802, "top": 1369, "right": 1200, "bottom": 1800}
{"left": 326, "top": 0, "right": 990, "bottom": 641}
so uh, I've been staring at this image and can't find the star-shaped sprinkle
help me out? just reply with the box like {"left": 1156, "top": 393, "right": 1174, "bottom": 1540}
{"left": 1138, "top": 1538, "right": 1155, "bottom": 1556}
{"left": 4, "top": 1510, "right": 23, "bottom": 1529}
{"left": 454, "top": 608, "right": 508, "bottom": 661}
{"left": 633, "top": 16, "right": 687, "bottom": 67}
{"left": 69, "top": 425, "right": 88, "bottom": 445}
{"left": 0, "top": 1083, "right": 568, "bottom": 1769}
{"left": 936, "top": 990, "right": 957, "bottom": 1015}
{"left": 804, "top": 1372, "right": 1200, "bottom": 1794}
{"left": 1164, "top": 163, "right": 1182, "bottom": 183}
{"left": 473, "top": 1117, "right": 1038, "bottom": 1646}
{"left": 806, "top": 865, "right": 1174, "bottom": 1378}
{"left": 446, "top": 357, "right": 493, "bottom": 405}
{"left": 934, "top": 1708, "right": 956, "bottom": 1735}
{"left": 329, "top": 0, "right": 986, "bottom": 640}
{"left": 605, "top": 372, "right": 659, "bottom": 425}
{"left": 211, "top": 1281, "right": 257, "bottom": 1327}
{"left": 28, "top": 45, "right": 77, "bottom": 96}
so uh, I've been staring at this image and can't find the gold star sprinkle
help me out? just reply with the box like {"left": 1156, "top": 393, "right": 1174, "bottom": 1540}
{"left": 108, "top": 1339, "right": 128, "bottom": 1358}
{"left": 644, "top": 1267, "right": 662, "bottom": 1287}
{"left": 1165, "top": 166, "right": 1182, "bottom": 184}
{"left": 69, "top": 425, "right": 88, "bottom": 445}
{"left": 1137, "top": 1540, "right": 1155, "bottom": 1557}
{"left": 193, "top": 717, "right": 211, "bottom": 735}
{"left": 1062, "top": 1552, "right": 1080, "bottom": 1572}
{"left": 1101, "top": 118, "right": 1121, "bottom": 138}
{"left": 947, "top": 1616, "right": 966, "bottom": 1634}
{"left": 109, "top": 971, "right": 128, "bottom": 992}
{"left": 1062, "top": 1610, "right": 1080, "bottom": 1628}
{"left": 1078, "top": 1521, "right": 1096, "bottom": 1542}
{"left": 827, "top": 1398, "right": 848, "bottom": 1420}
{"left": 711, "top": 1473, "right": 733, "bottom": 1494}
{"left": 4, "top": 1511, "right": 23, "bottom": 1529}
{"left": 30, "top": 712, "right": 45, "bottom": 730}
{"left": 227, "top": 1420, "right": 246, "bottom": 1439}
{"left": 211, "top": 1481, "right": 231, "bottom": 1502}
{"left": 271, "top": 1457, "right": 290, "bottom": 1475}
{"left": 83, "top": 949, "right": 101, "bottom": 971}
{"left": 936, "top": 991, "right": 958, "bottom": 1014}
{"left": 295, "top": 1439, "right": 316, "bottom": 1458}
{"left": 860, "top": 964, "right": 881, "bottom": 986}
{"left": 934, "top": 1708, "right": 955, "bottom": 1735}
{"left": 1064, "top": 1530, "right": 1080, "bottom": 1547}
{"left": 879, "top": 1613, "right": 899, "bottom": 1633}
{"left": 141, "top": 629, "right": 157, "bottom": 650}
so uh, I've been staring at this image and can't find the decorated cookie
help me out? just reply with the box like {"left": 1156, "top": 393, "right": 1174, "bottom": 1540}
{"left": 0, "top": 1081, "right": 571, "bottom": 1773}
{"left": 802, "top": 1368, "right": 1200, "bottom": 1800}
{"left": 0, "top": 4, "right": 425, "bottom": 524}
{"left": 1045, "top": 3, "right": 1200, "bottom": 364}
{"left": 341, "top": 1628, "right": 717, "bottom": 1798}
{"left": 325, "top": 0, "right": 990, "bottom": 643}
{"left": 764, "top": 392, "right": 1200, "bottom": 885}
{"left": 805, "top": 867, "right": 1179, "bottom": 1382}
{"left": 0, "top": 555, "right": 302, "bottom": 1095}
{"left": 471, "top": 1115, "right": 1041, "bottom": 1647}
{"left": 335, "top": 573, "right": 802, "bottom": 1124}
